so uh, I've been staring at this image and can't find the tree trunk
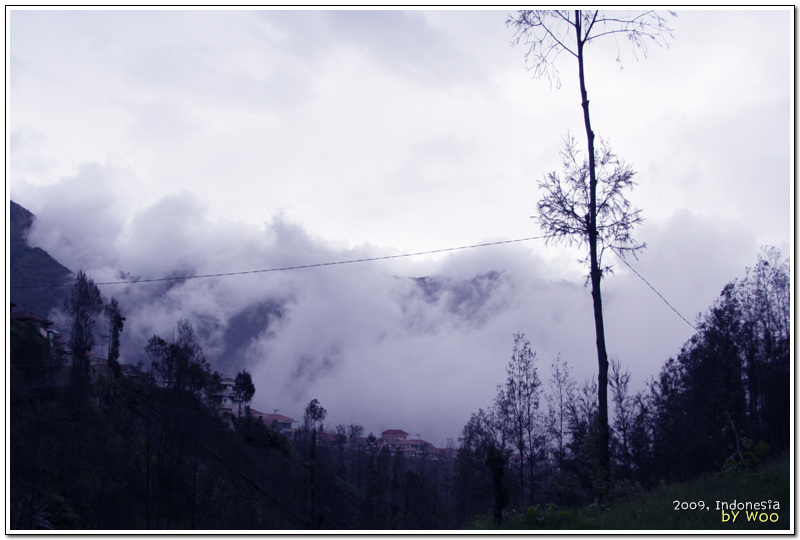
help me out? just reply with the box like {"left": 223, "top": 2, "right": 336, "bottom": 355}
{"left": 310, "top": 427, "right": 320, "bottom": 528}
{"left": 527, "top": 449, "right": 535, "bottom": 506}
{"left": 575, "top": 10, "right": 610, "bottom": 492}
{"left": 517, "top": 435, "right": 525, "bottom": 506}
{"left": 485, "top": 445, "right": 507, "bottom": 526}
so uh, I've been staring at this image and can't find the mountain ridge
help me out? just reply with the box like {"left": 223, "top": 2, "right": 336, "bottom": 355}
{"left": 9, "top": 200, "right": 73, "bottom": 317}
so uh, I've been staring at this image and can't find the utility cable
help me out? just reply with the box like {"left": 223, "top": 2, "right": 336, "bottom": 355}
{"left": 609, "top": 245, "right": 698, "bottom": 332}
{"left": 11, "top": 234, "right": 701, "bottom": 335}
{"left": 10, "top": 235, "right": 545, "bottom": 289}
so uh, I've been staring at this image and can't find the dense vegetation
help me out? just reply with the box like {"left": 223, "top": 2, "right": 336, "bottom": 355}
{"left": 10, "top": 354, "right": 306, "bottom": 529}
{"left": 10, "top": 338, "right": 458, "bottom": 529}
{"left": 9, "top": 240, "right": 790, "bottom": 530}
{"left": 474, "top": 453, "right": 789, "bottom": 530}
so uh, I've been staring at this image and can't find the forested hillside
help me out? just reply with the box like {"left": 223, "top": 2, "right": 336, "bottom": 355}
{"left": 455, "top": 247, "right": 790, "bottom": 526}
{"left": 10, "top": 315, "right": 457, "bottom": 529}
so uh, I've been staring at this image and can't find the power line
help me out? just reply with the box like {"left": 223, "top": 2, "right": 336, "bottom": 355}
{"left": 11, "top": 234, "right": 700, "bottom": 335}
{"left": 10, "top": 235, "right": 546, "bottom": 290}
{"left": 609, "top": 246, "right": 698, "bottom": 332}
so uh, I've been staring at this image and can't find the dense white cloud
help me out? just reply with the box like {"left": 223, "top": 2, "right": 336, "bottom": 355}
{"left": 24, "top": 163, "right": 129, "bottom": 271}
{"left": 9, "top": 8, "right": 791, "bottom": 445}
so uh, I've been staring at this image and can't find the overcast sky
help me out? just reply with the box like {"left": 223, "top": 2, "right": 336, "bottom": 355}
{"left": 8, "top": 8, "right": 792, "bottom": 444}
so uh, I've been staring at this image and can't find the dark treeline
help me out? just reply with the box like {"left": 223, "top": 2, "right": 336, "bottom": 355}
{"left": 9, "top": 247, "right": 790, "bottom": 530}
{"left": 11, "top": 298, "right": 301, "bottom": 529}
{"left": 454, "top": 246, "right": 790, "bottom": 526}
{"left": 9, "top": 343, "right": 459, "bottom": 529}
{"left": 10, "top": 271, "right": 460, "bottom": 529}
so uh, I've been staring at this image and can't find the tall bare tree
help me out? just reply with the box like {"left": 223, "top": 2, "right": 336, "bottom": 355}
{"left": 495, "top": 333, "right": 542, "bottom": 506}
{"left": 507, "top": 10, "right": 673, "bottom": 488}
{"left": 546, "top": 355, "right": 576, "bottom": 472}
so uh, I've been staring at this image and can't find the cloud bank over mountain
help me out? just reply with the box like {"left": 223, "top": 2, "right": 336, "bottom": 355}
{"left": 20, "top": 179, "right": 766, "bottom": 445}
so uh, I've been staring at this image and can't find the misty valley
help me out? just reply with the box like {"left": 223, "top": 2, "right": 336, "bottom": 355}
{"left": 9, "top": 199, "right": 791, "bottom": 531}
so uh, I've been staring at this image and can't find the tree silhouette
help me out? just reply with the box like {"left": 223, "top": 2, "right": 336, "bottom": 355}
{"left": 65, "top": 270, "right": 104, "bottom": 396}
{"left": 494, "top": 333, "right": 542, "bottom": 506}
{"left": 233, "top": 370, "right": 255, "bottom": 417}
{"left": 507, "top": 9, "right": 674, "bottom": 489}
{"left": 457, "top": 408, "right": 509, "bottom": 526}
{"left": 303, "top": 398, "right": 327, "bottom": 527}
{"left": 104, "top": 297, "right": 125, "bottom": 384}
{"left": 545, "top": 355, "right": 576, "bottom": 474}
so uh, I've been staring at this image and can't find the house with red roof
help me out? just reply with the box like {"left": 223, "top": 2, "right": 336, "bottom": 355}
{"left": 381, "top": 429, "right": 409, "bottom": 443}
{"left": 11, "top": 310, "right": 54, "bottom": 338}
{"left": 380, "top": 429, "right": 436, "bottom": 458}
{"left": 249, "top": 409, "right": 297, "bottom": 436}
{"left": 12, "top": 309, "right": 63, "bottom": 353}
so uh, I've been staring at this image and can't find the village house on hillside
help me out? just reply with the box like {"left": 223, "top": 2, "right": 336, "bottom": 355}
{"left": 307, "top": 427, "right": 456, "bottom": 460}
{"left": 12, "top": 309, "right": 54, "bottom": 337}
{"left": 379, "top": 429, "right": 435, "bottom": 459}
{"left": 207, "top": 377, "right": 298, "bottom": 434}
{"left": 11, "top": 306, "right": 70, "bottom": 386}
{"left": 11, "top": 308, "right": 66, "bottom": 350}
{"left": 211, "top": 376, "right": 238, "bottom": 415}
{"left": 368, "top": 429, "right": 455, "bottom": 460}
{"left": 249, "top": 410, "right": 297, "bottom": 436}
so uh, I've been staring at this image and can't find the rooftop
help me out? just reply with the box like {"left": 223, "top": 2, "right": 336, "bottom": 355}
{"left": 382, "top": 429, "right": 409, "bottom": 437}
{"left": 12, "top": 310, "right": 54, "bottom": 326}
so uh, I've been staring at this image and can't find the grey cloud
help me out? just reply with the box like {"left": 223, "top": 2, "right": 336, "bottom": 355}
{"left": 118, "top": 193, "right": 209, "bottom": 274}
{"left": 26, "top": 163, "right": 126, "bottom": 272}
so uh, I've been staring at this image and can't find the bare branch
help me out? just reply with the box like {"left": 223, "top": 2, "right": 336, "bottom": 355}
{"left": 583, "top": 10, "right": 600, "bottom": 42}
{"left": 535, "top": 137, "right": 645, "bottom": 273}
{"left": 507, "top": 10, "right": 579, "bottom": 87}
{"left": 509, "top": 9, "right": 675, "bottom": 80}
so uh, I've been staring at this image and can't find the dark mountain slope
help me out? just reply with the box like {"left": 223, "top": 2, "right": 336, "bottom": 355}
{"left": 10, "top": 201, "right": 72, "bottom": 317}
